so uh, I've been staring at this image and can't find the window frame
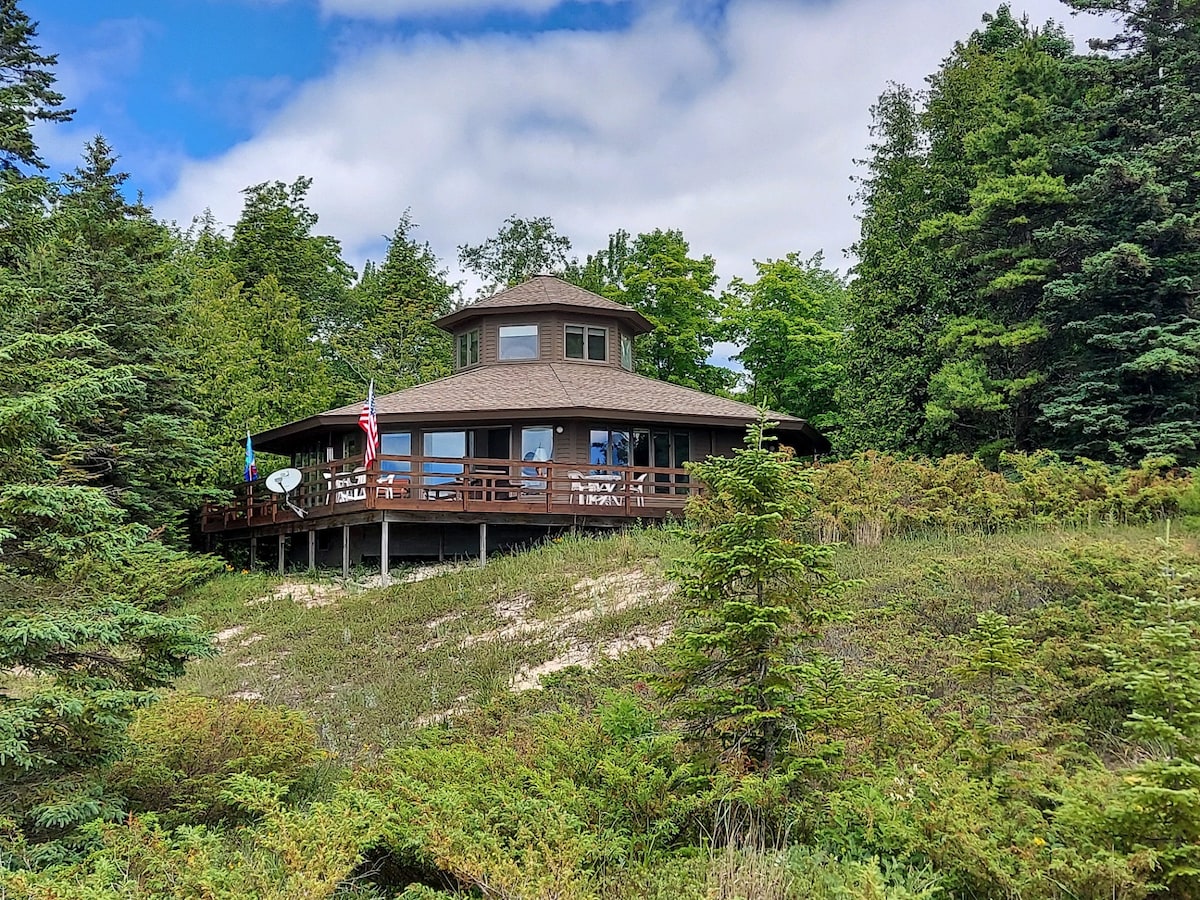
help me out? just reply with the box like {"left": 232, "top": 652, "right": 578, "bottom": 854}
{"left": 619, "top": 333, "right": 634, "bottom": 371}
{"left": 497, "top": 324, "right": 539, "bottom": 361}
{"left": 456, "top": 328, "right": 480, "bottom": 368}
{"left": 565, "top": 324, "right": 608, "bottom": 362}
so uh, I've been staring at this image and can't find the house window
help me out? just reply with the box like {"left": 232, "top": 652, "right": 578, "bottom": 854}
{"left": 566, "top": 325, "right": 607, "bottom": 361}
{"left": 498, "top": 324, "right": 538, "bottom": 360}
{"left": 456, "top": 329, "right": 480, "bottom": 367}
{"left": 423, "top": 430, "right": 467, "bottom": 483}
{"left": 589, "top": 427, "right": 630, "bottom": 472}
{"left": 380, "top": 432, "right": 412, "bottom": 472}
{"left": 620, "top": 334, "right": 634, "bottom": 371}
{"left": 520, "top": 426, "right": 554, "bottom": 489}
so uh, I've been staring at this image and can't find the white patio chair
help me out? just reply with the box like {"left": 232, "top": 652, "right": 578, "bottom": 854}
{"left": 630, "top": 472, "right": 647, "bottom": 507}
{"left": 566, "top": 470, "right": 589, "bottom": 505}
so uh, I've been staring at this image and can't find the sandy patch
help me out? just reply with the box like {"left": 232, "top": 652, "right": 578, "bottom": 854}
{"left": 215, "top": 626, "right": 246, "bottom": 644}
{"left": 509, "top": 623, "right": 673, "bottom": 692}
{"left": 228, "top": 690, "right": 263, "bottom": 701}
{"left": 460, "top": 571, "right": 672, "bottom": 650}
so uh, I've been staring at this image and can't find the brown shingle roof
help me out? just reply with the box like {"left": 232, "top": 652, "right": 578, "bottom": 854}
{"left": 435, "top": 275, "right": 653, "bottom": 333}
{"left": 256, "top": 363, "right": 828, "bottom": 452}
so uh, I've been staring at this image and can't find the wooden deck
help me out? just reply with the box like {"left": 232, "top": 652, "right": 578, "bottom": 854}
{"left": 200, "top": 454, "right": 698, "bottom": 534}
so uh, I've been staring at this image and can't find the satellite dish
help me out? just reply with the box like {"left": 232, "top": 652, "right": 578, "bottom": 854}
{"left": 266, "top": 468, "right": 303, "bottom": 494}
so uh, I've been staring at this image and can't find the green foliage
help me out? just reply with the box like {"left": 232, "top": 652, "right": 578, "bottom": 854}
{"left": 0, "top": 0, "right": 72, "bottom": 171}
{"left": 229, "top": 177, "right": 354, "bottom": 334}
{"left": 458, "top": 213, "right": 572, "bottom": 298}
{"left": 837, "top": 82, "right": 947, "bottom": 455}
{"left": 334, "top": 212, "right": 454, "bottom": 394}
{"left": 721, "top": 252, "right": 847, "bottom": 429}
{"left": 568, "top": 227, "right": 735, "bottom": 395}
{"left": 656, "top": 415, "right": 848, "bottom": 770}
{"left": 28, "top": 137, "right": 214, "bottom": 536}
{"left": 109, "top": 694, "right": 325, "bottom": 828}
{"left": 0, "top": 559, "right": 219, "bottom": 852}
{"left": 808, "top": 450, "right": 1191, "bottom": 545}
{"left": 1074, "top": 566, "right": 1200, "bottom": 894}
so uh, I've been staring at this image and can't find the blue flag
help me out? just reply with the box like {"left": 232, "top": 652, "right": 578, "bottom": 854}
{"left": 244, "top": 431, "right": 257, "bottom": 482}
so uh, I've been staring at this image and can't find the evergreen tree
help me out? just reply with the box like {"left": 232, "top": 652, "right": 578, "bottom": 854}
{"left": 1093, "top": 572, "right": 1200, "bottom": 893}
{"left": 920, "top": 10, "right": 1078, "bottom": 457}
{"left": 838, "top": 84, "right": 947, "bottom": 454}
{"left": 0, "top": 0, "right": 71, "bottom": 171}
{"left": 334, "top": 213, "right": 455, "bottom": 394}
{"left": 28, "top": 137, "right": 212, "bottom": 536}
{"left": 1039, "top": 0, "right": 1200, "bottom": 464}
{"left": 229, "top": 177, "right": 354, "bottom": 339}
{"left": 656, "top": 416, "right": 846, "bottom": 770}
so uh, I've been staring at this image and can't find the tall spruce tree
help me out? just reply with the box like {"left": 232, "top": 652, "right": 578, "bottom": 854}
{"left": 838, "top": 83, "right": 948, "bottom": 455}
{"left": 0, "top": 9, "right": 217, "bottom": 856}
{"left": 920, "top": 10, "right": 1079, "bottom": 458}
{"left": 1039, "top": 0, "right": 1200, "bottom": 464}
{"left": 0, "top": 0, "right": 71, "bottom": 172}
{"left": 29, "top": 137, "right": 212, "bottom": 535}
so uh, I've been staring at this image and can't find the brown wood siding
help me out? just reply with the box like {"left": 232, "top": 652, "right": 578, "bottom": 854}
{"left": 455, "top": 311, "right": 631, "bottom": 370}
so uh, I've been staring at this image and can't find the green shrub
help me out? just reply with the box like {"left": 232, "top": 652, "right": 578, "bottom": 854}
{"left": 109, "top": 694, "right": 325, "bottom": 827}
{"left": 809, "top": 452, "right": 1192, "bottom": 545}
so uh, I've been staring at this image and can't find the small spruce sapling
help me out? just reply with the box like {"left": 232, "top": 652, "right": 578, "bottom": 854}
{"left": 655, "top": 413, "right": 848, "bottom": 771}
{"left": 1101, "top": 564, "right": 1200, "bottom": 892}
{"left": 951, "top": 610, "right": 1030, "bottom": 781}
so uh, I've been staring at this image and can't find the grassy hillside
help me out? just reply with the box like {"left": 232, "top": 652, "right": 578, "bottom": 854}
{"left": 178, "top": 523, "right": 1195, "bottom": 758}
{"left": 176, "top": 528, "right": 689, "bottom": 761}
{"left": 10, "top": 520, "right": 1199, "bottom": 898}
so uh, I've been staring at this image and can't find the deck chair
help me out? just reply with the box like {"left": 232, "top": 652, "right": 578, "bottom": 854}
{"left": 630, "top": 471, "right": 648, "bottom": 507}
{"left": 566, "top": 470, "right": 588, "bottom": 505}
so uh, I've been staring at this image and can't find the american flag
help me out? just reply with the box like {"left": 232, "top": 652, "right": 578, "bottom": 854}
{"left": 359, "top": 381, "right": 379, "bottom": 468}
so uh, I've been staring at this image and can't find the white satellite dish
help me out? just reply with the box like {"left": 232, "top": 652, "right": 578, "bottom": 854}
{"left": 266, "top": 468, "right": 303, "bottom": 494}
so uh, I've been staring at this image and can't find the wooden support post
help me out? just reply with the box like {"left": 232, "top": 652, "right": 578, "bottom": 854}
{"left": 478, "top": 521, "right": 487, "bottom": 567}
{"left": 308, "top": 530, "right": 316, "bottom": 571}
{"left": 249, "top": 535, "right": 257, "bottom": 569}
{"left": 342, "top": 525, "right": 350, "bottom": 578}
{"left": 380, "top": 520, "right": 390, "bottom": 583}
{"left": 438, "top": 528, "right": 445, "bottom": 563}
{"left": 277, "top": 534, "right": 285, "bottom": 575}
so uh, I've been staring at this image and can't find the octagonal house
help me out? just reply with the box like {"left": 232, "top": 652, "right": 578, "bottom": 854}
{"left": 200, "top": 275, "right": 829, "bottom": 573}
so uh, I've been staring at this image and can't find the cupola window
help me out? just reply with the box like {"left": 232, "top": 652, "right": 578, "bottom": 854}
{"left": 456, "top": 329, "right": 480, "bottom": 367}
{"left": 565, "top": 325, "right": 607, "bottom": 362}
{"left": 498, "top": 324, "right": 539, "bottom": 360}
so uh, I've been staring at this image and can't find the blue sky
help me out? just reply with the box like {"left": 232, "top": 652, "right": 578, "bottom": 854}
{"left": 27, "top": 0, "right": 1110, "bottom": 287}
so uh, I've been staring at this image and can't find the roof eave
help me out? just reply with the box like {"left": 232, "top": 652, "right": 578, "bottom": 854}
{"left": 434, "top": 301, "right": 654, "bottom": 335}
{"left": 255, "top": 406, "right": 829, "bottom": 455}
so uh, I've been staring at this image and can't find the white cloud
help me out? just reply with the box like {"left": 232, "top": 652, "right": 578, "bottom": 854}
{"left": 154, "top": 0, "right": 1115, "bottom": 290}
{"left": 316, "top": 0, "right": 618, "bottom": 20}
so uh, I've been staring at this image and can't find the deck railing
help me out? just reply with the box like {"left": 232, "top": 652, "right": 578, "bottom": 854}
{"left": 199, "top": 453, "right": 698, "bottom": 532}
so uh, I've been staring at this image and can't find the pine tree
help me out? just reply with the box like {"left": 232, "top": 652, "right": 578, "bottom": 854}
{"left": 921, "top": 11, "right": 1078, "bottom": 457}
{"left": 838, "top": 84, "right": 948, "bottom": 454}
{"left": 655, "top": 415, "right": 847, "bottom": 770}
{"left": 29, "top": 137, "right": 213, "bottom": 536}
{"left": 0, "top": 0, "right": 71, "bottom": 171}
{"left": 1098, "top": 570, "right": 1200, "bottom": 893}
